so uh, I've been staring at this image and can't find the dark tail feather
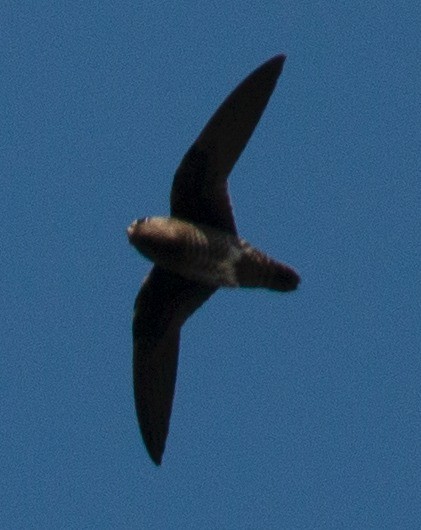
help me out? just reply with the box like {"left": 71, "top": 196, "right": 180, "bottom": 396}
{"left": 235, "top": 246, "right": 300, "bottom": 292}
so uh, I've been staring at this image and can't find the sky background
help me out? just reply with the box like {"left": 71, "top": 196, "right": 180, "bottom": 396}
{"left": 2, "top": 1, "right": 420, "bottom": 528}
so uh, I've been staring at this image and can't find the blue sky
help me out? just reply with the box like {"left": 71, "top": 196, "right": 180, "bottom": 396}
{"left": 2, "top": 1, "right": 420, "bottom": 528}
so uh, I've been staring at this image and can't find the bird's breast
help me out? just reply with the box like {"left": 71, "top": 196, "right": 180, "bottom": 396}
{"left": 127, "top": 216, "right": 242, "bottom": 286}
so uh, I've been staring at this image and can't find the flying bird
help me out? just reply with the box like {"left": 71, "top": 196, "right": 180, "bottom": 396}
{"left": 127, "top": 54, "right": 300, "bottom": 465}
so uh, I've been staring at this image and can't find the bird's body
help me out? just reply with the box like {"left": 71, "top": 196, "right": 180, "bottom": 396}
{"left": 128, "top": 216, "right": 298, "bottom": 290}
{"left": 127, "top": 54, "right": 300, "bottom": 465}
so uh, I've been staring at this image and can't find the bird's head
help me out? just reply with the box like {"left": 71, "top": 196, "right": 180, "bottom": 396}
{"left": 127, "top": 216, "right": 183, "bottom": 266}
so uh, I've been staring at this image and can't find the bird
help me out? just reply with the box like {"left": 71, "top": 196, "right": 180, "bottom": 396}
{"left": 127, "top": 54, "right": 300, "bottom": 465}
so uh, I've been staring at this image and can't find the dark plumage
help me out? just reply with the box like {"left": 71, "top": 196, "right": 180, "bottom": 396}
{"left": 128, "top": 54, "right": 300, "bottom": 465}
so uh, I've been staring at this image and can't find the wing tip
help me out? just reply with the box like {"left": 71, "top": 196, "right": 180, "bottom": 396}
{"left": 267, "top": 54, "right": 287, "bottom": 77}
{"left": 143, "top": 435, "right": 165, "bottom": 466}
{"left": 273, "top": 53, "right": 287, "bottom": 62}
{"left": 150, "top": 453, "right": 163, "bottom": 466}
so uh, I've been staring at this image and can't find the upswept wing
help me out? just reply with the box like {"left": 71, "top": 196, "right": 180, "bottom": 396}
{"left": 133, "top": 266, "right": 215, "bottom": 465}
{"left": 170, "top": 54, "right": 286, "bottom": 235}
{"left": 133, "top": 55, "right": 286, "bottom": 464}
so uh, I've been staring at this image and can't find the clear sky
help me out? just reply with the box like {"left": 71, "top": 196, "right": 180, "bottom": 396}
{"left": 2, "top": 2, "right": 420, "bottom": 528}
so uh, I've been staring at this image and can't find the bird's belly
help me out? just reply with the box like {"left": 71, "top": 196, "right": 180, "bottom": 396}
{"left": 159, "top": 230, "right": 242, "bottom": 287}
{"left": 130, "top": 217, "right": 243, "bottom": 286}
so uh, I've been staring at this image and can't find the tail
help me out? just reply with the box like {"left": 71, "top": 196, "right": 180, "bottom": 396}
{"left": 235, "top": 244, "right": 300, "bottom": 292}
